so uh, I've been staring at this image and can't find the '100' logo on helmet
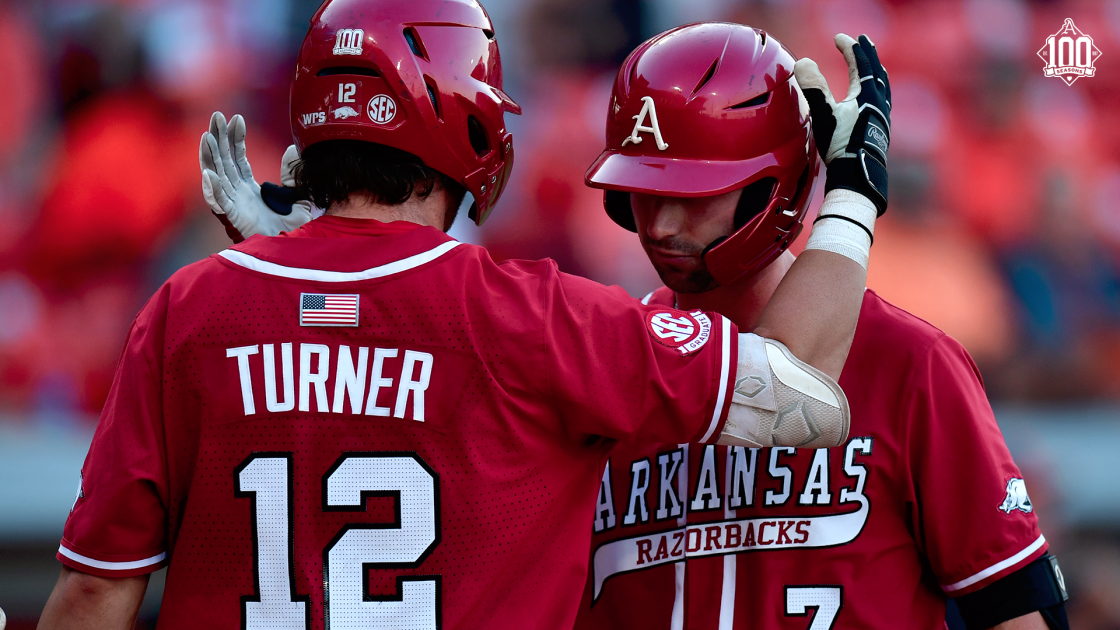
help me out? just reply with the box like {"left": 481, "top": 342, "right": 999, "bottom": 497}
{"left": 646, "top": 310, "right": 712, "bottom": 355}
{"left": 333, "top": 29, "right": 364, "bottom": 56}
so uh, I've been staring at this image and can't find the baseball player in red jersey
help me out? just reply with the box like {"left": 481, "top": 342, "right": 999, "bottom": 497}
{"left": 574, "top": 24, "right": 1068, "bottom": 630}
{"left": 37, "top": 3, "right": 881, "bottom": 629}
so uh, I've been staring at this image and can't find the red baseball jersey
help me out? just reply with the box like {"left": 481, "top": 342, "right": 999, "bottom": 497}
{"left": 59, "top": 216, "right": 741, "bottom": 630}
{"left": 576, "top": 288, "right": 1045, "bottom": 630}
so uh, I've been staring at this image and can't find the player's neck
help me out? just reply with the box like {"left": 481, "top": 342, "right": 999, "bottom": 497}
{"left": 675, "top": 250, "right": 795, "bottom": 331}
{"left": 325, "top": 189, "right": 454, "bottom": 230}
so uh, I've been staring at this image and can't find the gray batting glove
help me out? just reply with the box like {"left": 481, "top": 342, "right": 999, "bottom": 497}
{"left": 199, "top": 112, "right": 314, "bottom": 242}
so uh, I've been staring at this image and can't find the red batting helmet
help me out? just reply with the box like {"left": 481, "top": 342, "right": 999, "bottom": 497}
{"left": 585, "top": 23, "right": 819, "bottom": 286}
{"left": 291, "top": 0, "right": 521, "bottom": 224}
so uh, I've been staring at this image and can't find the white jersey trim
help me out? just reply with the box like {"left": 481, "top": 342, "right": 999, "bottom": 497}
{"left": 941, "top": 534, "right": 1047, "bottom": 592}
{"left": 700, "top": 316, "right": 732, "bottom": 443}
{"left": 58, "top": 544, "right": 167, "bottom": 571}
{"left": 640, "top": 291, "right": 655, "bottom": 305}
{"left": 218, "top": 241, "right": 462, "bottom": 283}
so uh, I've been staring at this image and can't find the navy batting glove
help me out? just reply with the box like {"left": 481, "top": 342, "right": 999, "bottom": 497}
{"left": 794, "top": 34, "right": 891, "bottom": 216}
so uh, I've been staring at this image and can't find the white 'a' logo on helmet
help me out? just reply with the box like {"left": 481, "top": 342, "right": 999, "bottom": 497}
{"left": 622, "top": 96, "right": 669, "bottom": 151}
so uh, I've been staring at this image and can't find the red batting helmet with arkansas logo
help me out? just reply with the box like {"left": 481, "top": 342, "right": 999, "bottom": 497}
{"left": 291, "top": 0, "right": 522, "bottom": 224}
{"left": 585, "top": 23, "right": 819, "bottom": 286}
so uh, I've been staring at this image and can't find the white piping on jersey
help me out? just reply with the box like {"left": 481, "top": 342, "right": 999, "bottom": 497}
{"left": 718, "top": 555, "right": 736, "bottom": 630}
{"left": 671, "top": 562, "right": 686, "bottom": 630}
{"left": 218, "top": 241, "right": 462, "bottom": 283}
{"left": 640, "top": 290, "right": 655, "bottom": 305}
{"left": 58, "top": 544, "right": 166, "bottom": 571}
{"left": 941, "top": 534, "right": 1047, "bottom": 592}
{"left": 700, "top": 316, "right": 732, "bottom": 443}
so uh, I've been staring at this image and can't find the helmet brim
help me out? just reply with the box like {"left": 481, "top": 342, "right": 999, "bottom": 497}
{"left": 584, "top": 150, "right": 781, "bottom": 198}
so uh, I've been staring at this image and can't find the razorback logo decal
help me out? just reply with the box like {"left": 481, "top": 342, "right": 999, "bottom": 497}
{"left": 999, "top": 478, "right": 1034, "bottom": 514}
{"left": 647, "top": 310, "right": 711, "bottom": 355}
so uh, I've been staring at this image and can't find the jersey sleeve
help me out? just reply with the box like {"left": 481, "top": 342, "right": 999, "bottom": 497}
{"left": 542, "top": 266, "right": 737, "bottom": 445}
{"left": 905, "top": 335, "right": 1047, "bottom": 596}
{"left": 58, "top": 287, "right": 171, "bottom": 578}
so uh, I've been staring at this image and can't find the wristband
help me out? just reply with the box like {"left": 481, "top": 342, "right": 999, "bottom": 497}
{"left": 804, "top": 189, "right": 877, "bottom": 269}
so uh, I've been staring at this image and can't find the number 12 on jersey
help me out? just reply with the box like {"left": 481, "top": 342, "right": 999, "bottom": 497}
{"left": 234, "top": 452, "right": 440, "bottom": 630}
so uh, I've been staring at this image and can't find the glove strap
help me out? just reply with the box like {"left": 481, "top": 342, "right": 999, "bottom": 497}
{"left": 824, "top": 153, "right": 887, "bottom": 217}
{"left": 261, "top": 182, "right": 305, "bottom": 216}
{"left": 827, "top": 104, "right": 890, "bottom": 216}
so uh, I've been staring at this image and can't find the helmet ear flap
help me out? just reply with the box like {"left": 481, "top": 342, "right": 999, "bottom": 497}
{"left": 604, "top": 190, "right": 637, "bottom": 232}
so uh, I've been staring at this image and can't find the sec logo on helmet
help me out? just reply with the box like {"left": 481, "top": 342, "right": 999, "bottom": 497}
{"left": 646, "top": 310, "right": 712, "bottom": 355}
{"left": 367, "top": 95, "right": 397, "bottom": 124}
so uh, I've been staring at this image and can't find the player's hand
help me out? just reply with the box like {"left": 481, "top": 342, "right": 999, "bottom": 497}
{"left": 199, "top": 112, "right": 314, "bottom": 243}
{"left": 794, "top": 34, "right": 890, "bottom": 215}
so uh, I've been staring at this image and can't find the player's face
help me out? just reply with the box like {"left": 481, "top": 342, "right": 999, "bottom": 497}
{"left": 631, "top": 188, "right": 741, "bottom": 294}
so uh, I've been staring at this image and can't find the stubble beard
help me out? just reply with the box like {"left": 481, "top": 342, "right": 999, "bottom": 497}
{"left": 644, "top": 236, "right": 721, "bottom": 294}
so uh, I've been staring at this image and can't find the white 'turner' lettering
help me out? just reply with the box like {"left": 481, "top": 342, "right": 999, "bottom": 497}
{"left": 263, "top": 343, "right": 295, "bottom": 413}
{"left": 333, "top": 346, "right": 369, "bottom": 415}
{"left": 366, "top": 348, "right": 398, "bottom": 417}
{"left": 395, "top": 351, "right": 433, "bottom": 421}
{"left": 226, "top": 346, "right": 259, "bottom": 415}
{"left": 226, "top": 343, "right": 435, "bottom": 422}
{"left": 299, "top": 344, "right": 330, "bottom": 412}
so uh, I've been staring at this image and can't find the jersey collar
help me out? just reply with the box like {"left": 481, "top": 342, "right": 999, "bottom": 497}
{"left": 220, "top": 217, "right": 460, "bottom": 281}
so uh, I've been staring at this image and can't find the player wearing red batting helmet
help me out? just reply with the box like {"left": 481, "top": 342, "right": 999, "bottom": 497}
{"left": 202, "top": 0, "right": 520, "bottom": 243}
{"left": 586, "top": 23, "right": 819, "bottom": 288}
{"left": 288, "top": 0, "right": 520, "bottom": 225}
{"left": 40, "top": 3, "right": 882, "bottom": 629}
{"left": 576, "top": 24, "right": 1067, "bottom": 630}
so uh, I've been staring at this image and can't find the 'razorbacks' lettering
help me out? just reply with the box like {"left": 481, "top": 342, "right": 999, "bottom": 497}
{"left": 590, "top": 438, "right": 875, "bottom": 600}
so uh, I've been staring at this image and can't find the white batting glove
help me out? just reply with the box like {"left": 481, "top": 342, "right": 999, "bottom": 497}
{"left": 794, "top": 34, "right": 891, "bottom": 216}
{"left": 199, "top": 112, "right": 314, "bottom": 242}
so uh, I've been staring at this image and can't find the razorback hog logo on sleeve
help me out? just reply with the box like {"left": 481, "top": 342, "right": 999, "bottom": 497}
{"left": 646, "top": 310, "right": 712, "bottom": 355}
{"left": 999, "top": 478, "right": 1034, "bottom": 514}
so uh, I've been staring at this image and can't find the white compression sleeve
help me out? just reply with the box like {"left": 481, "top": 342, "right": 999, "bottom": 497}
{"left": 804, "top": 189, "right": 878, "bottom": 269}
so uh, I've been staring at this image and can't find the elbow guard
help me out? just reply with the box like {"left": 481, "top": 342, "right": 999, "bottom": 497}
{"left": 718, "top": 333, "right": 850, "bottom": 449}
{"left": 954, "top": 555, "right": 1070, "bottom": 630}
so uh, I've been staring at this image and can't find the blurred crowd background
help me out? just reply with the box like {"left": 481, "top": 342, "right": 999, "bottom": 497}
{"left": 0, "top": 0, "right": 1118, "bottom": 626}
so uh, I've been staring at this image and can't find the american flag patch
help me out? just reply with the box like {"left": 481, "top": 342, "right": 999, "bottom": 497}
{"left": 300, "top": 293, "right": 359, "bottom": 327}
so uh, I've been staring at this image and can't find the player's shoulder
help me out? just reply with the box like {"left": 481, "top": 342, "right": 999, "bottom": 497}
{"left": 641, "top": 286, "right": 674, "bottom": 306}
{"left": 858, "top": 290, "right": 945, "bottom": 344}
{"left": 491, "top": 253, "right": 563, "bottom": 282}
{"left": 157, "top": 253, "right": 244, "bottom": 302}
{"left": 854, "top": 289, "right": 973, "bottom": 370}
{"left": 494, "top": 255, "right": 638, "bottom": 307}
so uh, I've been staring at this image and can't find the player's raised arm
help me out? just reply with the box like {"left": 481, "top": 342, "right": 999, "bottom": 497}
{"left": 755, "top": 34, "right": 890, "bottom": 381}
